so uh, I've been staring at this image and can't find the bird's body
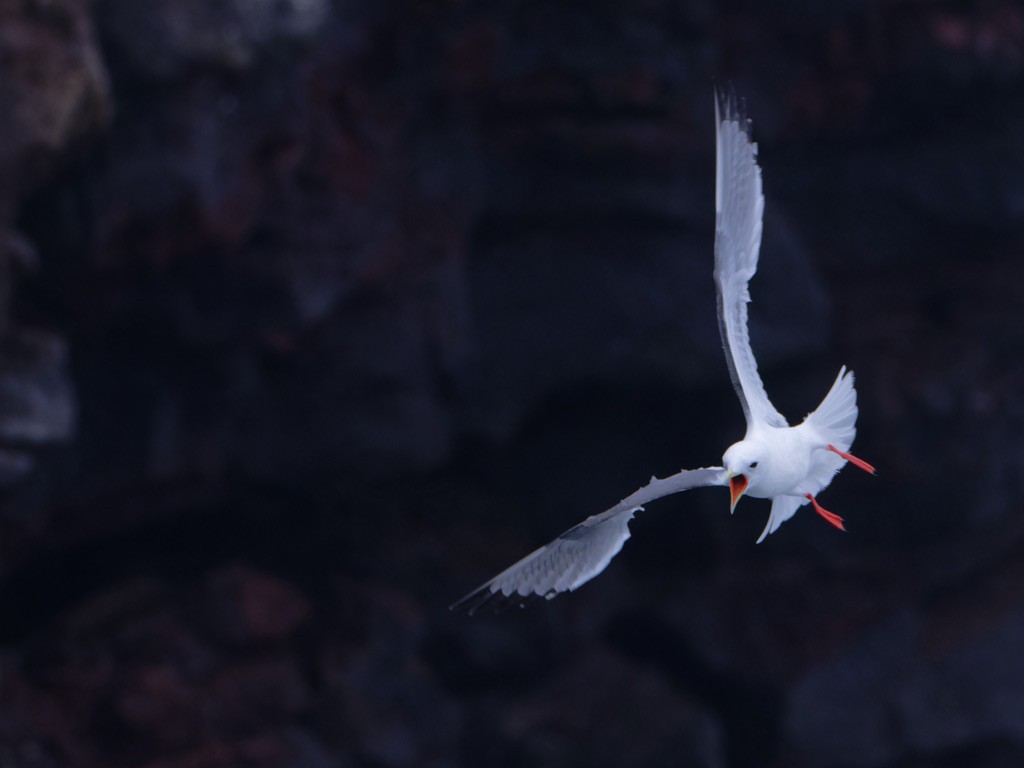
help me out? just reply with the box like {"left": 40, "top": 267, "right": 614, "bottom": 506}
{"left": 730, "top": 426, "right": 813, "bottom": 500}
{"left": 451, "top": 88, "right": 874, "bottom": 614}
{"left": 722, "top": 361, "right": 867, "bottom": 542}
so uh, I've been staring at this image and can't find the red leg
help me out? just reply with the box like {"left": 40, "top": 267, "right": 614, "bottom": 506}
{"left": 805, "top": 493, "right": 845, "bottom": 532}
{"left": 827, "top": 444, "right": 877, "bottom": 475}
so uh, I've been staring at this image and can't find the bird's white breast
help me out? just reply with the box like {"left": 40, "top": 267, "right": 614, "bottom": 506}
{"left": 746, "top": 427, "right": 814, "bottom": 499}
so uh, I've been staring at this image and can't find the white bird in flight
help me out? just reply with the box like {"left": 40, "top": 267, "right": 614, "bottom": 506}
{"left": 452, "top": 88, "right": 875, "bottom": 614}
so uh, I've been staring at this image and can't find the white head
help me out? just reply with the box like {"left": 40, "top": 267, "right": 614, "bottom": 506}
{"left": 722, "top": 439, "right": 767, "bottom": 512}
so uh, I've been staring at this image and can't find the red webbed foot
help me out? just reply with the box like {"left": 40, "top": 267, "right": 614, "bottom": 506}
{"left": 805, "top": 493, "right": 845, "bottom": 532}
{"left": 827, "top": 444, "right": 877, "bottom": 475}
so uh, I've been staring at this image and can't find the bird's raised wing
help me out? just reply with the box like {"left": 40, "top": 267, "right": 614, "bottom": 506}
{"left": 714, "top": 88, "right": 788, "bottom": 429}
{"left": 451, "top": 467, "right": 726, "bottom": 614}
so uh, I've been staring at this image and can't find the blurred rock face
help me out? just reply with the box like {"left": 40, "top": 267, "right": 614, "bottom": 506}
{"left": 0, "top": 0, "right": 104, "bottom": 481}
{"left": 0, "top": 1, "right": 1023, "bottom": 768}
{"left": 97, "top": 0, "right": 330, "bottom": 78}
{"left": 0, "top": 0, "right": 109, "bottom": 200}
{"left": 32, "top": 0, "right": 826, "bottom": 483}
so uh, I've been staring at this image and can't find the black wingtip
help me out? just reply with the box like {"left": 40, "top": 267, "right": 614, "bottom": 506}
{"left": 449, "top": 586, "right": 550, "bottom": 616}
{"left": 714, "top": 82, "right": 752, "bottom": 137}
{"left": 449, "top": 585, "right": 494, "bottom": 616}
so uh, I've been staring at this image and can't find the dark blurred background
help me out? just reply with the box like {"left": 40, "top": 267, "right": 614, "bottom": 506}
{"left": 0, "top": 0, "right": 1022, "bottom": 766}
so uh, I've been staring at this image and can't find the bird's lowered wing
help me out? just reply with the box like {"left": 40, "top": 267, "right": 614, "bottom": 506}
{"left": 714, "top": 88, "right": 788, "bottom": 429}
{"left": 451, "top": 466, "right": 726, "bottom": 614}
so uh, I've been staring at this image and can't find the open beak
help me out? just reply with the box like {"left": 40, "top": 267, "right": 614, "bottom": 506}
{"left": 728, "top": 473, "right": 748, "bottom": 514}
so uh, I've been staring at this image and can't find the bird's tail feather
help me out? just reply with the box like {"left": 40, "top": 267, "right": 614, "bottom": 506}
{"left": 803, "top": 366, "right": 858, "bottom": 452}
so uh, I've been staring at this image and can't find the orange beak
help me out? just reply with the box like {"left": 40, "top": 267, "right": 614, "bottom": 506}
{"left": 728, "top": 474, "right": 748, "bottom": 514}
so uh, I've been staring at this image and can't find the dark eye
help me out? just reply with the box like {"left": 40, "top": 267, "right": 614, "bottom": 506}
{"left": 749, "top": 461, "right": 759, "bottom": 469}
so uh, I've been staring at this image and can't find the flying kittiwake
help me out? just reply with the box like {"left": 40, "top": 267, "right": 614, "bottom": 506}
{"left": 451, "top": 88, "right": 876, "bottom": 614}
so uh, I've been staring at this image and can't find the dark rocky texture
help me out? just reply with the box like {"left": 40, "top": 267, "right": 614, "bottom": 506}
{"left": 0, "top": 1, "right": 1023, "bottom": 766}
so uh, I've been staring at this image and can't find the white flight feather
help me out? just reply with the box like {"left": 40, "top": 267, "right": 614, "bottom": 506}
{"left": 714, "top": 90, "right": 788, "bottom": 430}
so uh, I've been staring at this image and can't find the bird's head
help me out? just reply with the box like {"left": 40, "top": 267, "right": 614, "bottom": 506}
{"left": 722, "top": 440, "right": 766, "bottom": 513}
